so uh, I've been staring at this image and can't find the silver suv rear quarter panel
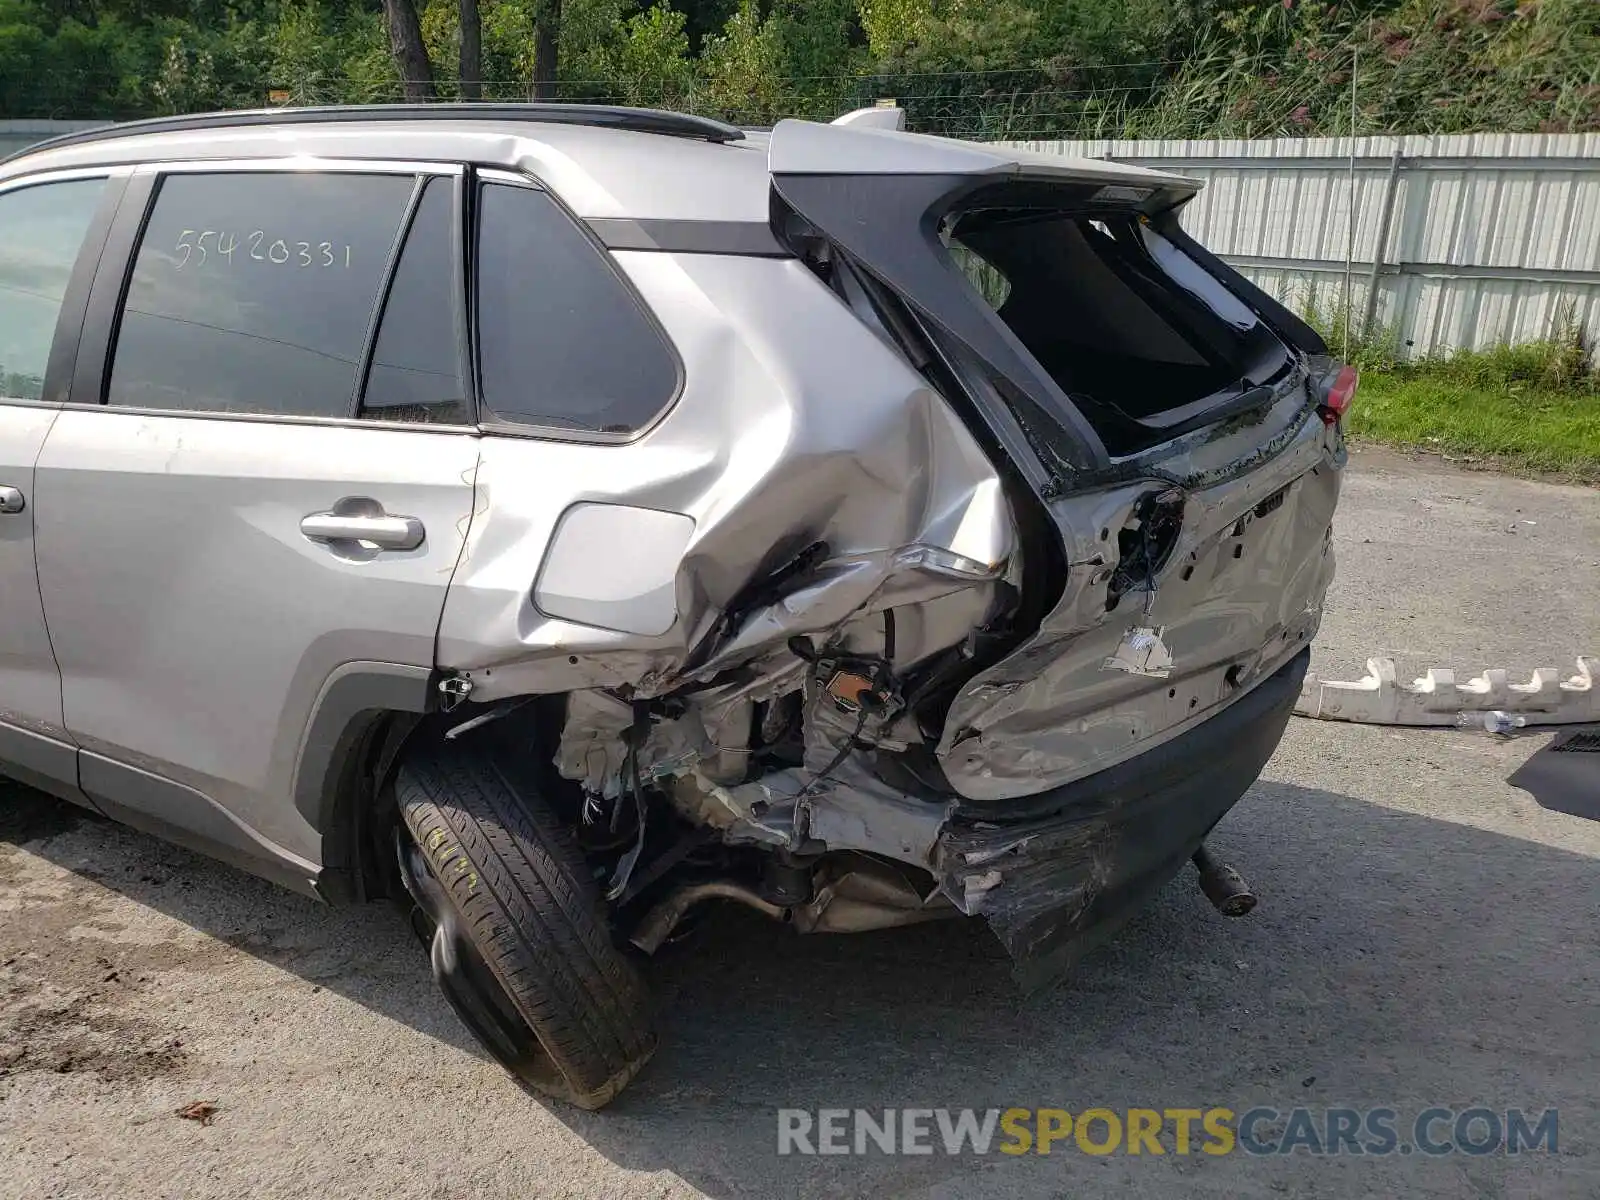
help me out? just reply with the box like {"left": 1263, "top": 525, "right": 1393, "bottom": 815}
{"left": 436, "top": 249, "right": 1016, "bottom": 699}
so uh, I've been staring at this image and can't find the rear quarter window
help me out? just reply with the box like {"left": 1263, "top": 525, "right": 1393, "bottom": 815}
{"left": 474, "top": 182, "right": 678, "bottom": 437}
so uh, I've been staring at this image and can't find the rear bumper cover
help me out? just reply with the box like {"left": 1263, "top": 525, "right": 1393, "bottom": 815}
{"left": 934, "top": 648, "right": 1308, "bottom": 991}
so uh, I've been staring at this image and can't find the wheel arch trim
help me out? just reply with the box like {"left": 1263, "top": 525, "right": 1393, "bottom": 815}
{"left": 293, "top": 661, "right": 439, "bottom": 902}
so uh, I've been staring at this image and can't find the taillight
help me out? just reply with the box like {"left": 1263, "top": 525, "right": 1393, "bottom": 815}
{"left": 1319, "top": 365, "right": 1358, "bottom": 426}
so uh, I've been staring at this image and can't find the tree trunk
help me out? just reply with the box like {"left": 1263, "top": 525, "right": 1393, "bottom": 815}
{"left": 459, "top": 0, "right": 483, "bottom": 100}
{"left": 382, "top": 0, "right": 436, "bottom": 102}
{"left": 532, "top": 0, "right": 561, "bottom": 100}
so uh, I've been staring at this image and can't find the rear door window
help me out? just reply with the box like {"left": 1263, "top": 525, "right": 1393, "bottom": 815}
{"left": 474, "top": 182, "right": 678, "bottom": 436}
{"left": 360, "top": 177, "right": 468, "bottom": 425}
{"left": 107, "top": 172, "right": 414, "bottom": 418}
{"left": 0, "top": 177, "right": 107, "bottom": 401}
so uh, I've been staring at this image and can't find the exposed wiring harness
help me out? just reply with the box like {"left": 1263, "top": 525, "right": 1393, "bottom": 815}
{"left": 786, "top": 610, "right": 900, "bottom": 810}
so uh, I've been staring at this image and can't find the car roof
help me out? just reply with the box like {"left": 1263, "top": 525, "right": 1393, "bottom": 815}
{"left": 0, "top": 106, "right": 776, "bottom": 223}
{"left": 0, "top": 104, "right": 1198, "bottom": 223}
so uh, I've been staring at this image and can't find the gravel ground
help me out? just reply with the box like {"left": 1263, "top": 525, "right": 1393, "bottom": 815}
{"left": 2, "top": 446, "right": 1597, "bottom": 1200}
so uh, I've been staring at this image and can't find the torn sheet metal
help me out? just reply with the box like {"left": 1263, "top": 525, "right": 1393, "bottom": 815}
{"left": 937, "top": 406, "right": 1339, "bottom": 802}
{"left": 716, "top": 762, "right": 957, "bottom": 863}
{"left": 1296, "top": 656, "right": 1600, "bottom": 726}
{"left": 936, "top": 648, "right": 1308, "bottom": 992}
{"left": 555, "top": 689, "right": 704, "bottom": 800}
{"left": 1102, "top": 624, "right": 1174, "bottom": 678}
{"left": 685, "top": 665, "right": 960, "bottom": 863}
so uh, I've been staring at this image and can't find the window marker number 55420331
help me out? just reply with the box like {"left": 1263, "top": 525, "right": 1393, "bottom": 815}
{"left": 174, "top": 229, "right": 350, "bottom": 268}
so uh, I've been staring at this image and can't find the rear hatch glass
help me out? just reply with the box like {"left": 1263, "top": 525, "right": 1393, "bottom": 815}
{"left": 943, "top": 200, "right": 1292, "bottom": 456}
{"left": 769, "top": 149, "right": 1309, "bottom": 472}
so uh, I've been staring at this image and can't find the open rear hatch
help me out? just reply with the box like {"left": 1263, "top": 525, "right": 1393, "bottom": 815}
{"left": 769, "top": 119, "right": 1347, "bottom": 802}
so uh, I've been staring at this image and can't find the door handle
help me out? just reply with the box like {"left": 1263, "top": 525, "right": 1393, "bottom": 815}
{"left": 301, "top": 509, "right": 425, "bottom": 551}
{"left": 0, "top": 486, "right": 24, "bottom": 514}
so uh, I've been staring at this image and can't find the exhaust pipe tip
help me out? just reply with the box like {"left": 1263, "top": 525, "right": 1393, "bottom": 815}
{"left": 1206, "top": 882, "right": 1258, "bottom": 918}
{"left": 1192, "top": 844, "right": 1258, "bottom": 918}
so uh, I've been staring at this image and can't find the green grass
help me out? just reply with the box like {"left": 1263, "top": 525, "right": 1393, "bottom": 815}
{"left": 1345, "top": 370, "right": 1600, "bottom": 483}
{"left": 1294, "top": 303, "right": 1600, "bottom": 483}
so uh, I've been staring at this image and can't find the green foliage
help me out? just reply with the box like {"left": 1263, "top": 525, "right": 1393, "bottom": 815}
{"left": 269, "top": 2, "right": 390, "bottom": 103}
{"left": 1126, "top": 0, "right": 1600, "bottom": 138}
{"left": 764, "top": 0, "right": 864, "bottom": 117}
{"left": 1390, "top": 318, "right": 1598, "bottom": 396}
{"left": 564, "top": 3, "right": 697, "bottom": 107}
{"left": 697, "top": 0, "right": 786, "bottom": 121}
{"left": 1, "top": 0, "right": 152, "bottom": 116}
{"left": 1418, "top": 340, "right": 1598, "bottom": 394}
{"left": 1299, "top": 291, "right": 1597, "bottom": 392}
{"left": 0, "top": 0, "right": 1595, "bottom": 139}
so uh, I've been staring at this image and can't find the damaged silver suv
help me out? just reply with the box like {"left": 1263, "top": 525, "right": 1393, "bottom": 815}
{"left": 0, "top": 104, "right": 1351, "bottom": 1108}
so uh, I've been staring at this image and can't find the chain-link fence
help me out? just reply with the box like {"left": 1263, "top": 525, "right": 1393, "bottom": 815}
{"left": 184, "top": 53, "right": 1600, "bottom": 140}
{"left": 267, "top": 63, "right": 1178, "bottom": 138}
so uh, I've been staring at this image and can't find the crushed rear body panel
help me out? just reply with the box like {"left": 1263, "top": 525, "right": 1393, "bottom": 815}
{"left": 428, "top": 116, "right": 1346, "bottom": 989}
{"left": 937, "top": 649, "right": 1308, "bottom": 990}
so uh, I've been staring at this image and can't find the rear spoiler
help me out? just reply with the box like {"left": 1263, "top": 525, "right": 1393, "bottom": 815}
{"left": 831, "top": 106, "right": 907, "bottom": 132}
{"left": 767, "top": 118, "right": 1201, "bottom": 210}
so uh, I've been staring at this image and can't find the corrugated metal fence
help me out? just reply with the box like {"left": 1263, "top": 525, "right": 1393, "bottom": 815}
{"left": 1007, "top": 133, "right": 1600, "bottom": 359}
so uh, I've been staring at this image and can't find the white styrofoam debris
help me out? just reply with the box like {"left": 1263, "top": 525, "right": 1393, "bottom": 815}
{"left": 1295, "top": 657, "right": 1600, "bottom": 726}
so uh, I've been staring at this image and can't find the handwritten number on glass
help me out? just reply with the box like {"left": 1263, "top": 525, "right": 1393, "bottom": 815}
{"left": 176, "top": 230, "right": 351, "bottom": 268}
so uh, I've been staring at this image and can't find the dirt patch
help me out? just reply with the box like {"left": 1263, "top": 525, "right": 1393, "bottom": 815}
{"left": 1, "top": 788, "right": 194, "bottom": 1086}
{"left": 0, "top": 987, "right": 187, "bottom": 1083}
{"left": 1346, "top": 438, "right": 1600, "bottom": 488}
{"left": 0, "top": 937, "right": 188, "bottom": 1084}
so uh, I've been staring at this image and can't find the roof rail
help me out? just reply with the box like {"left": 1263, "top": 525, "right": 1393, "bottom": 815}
{"left": 4, "top": 103, "right": 745, "bottom": 163}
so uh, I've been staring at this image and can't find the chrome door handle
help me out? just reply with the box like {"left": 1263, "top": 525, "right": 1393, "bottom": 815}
{"left": 301, "top": 510, "right": 424, "bottom": 551}
{"left": 0, "top": 486, "right": 24, "bottom": 515}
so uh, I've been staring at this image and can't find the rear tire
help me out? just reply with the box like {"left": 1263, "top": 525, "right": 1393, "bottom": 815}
{"left": 394, "top": 738, "right": 656, "bottom": 1109}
